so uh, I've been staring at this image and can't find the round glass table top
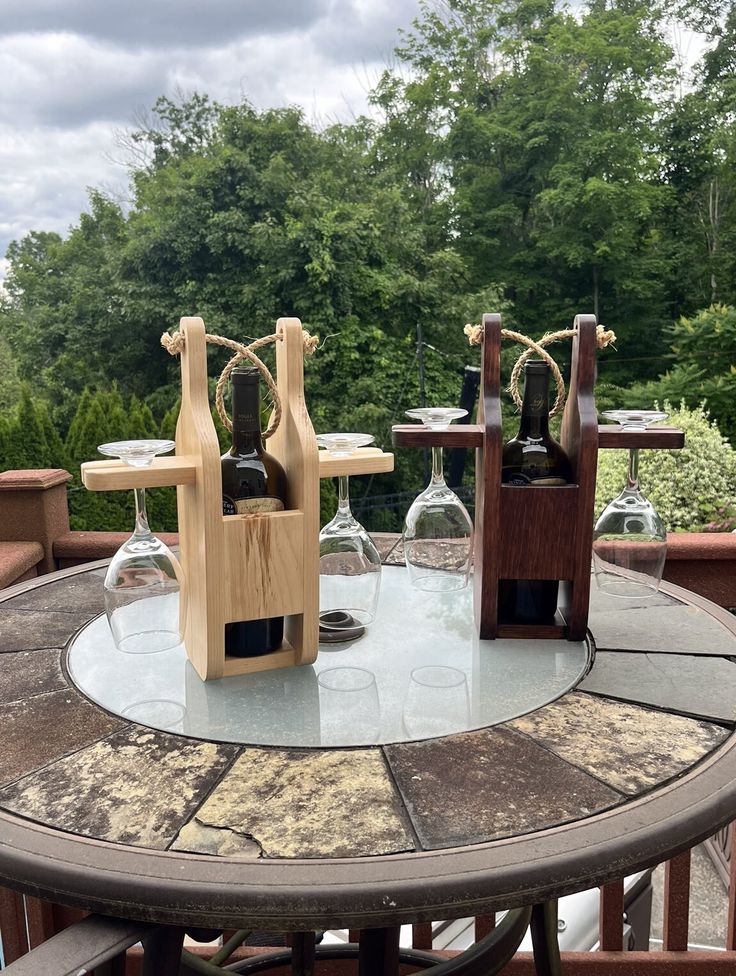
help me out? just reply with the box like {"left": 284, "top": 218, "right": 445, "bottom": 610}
{"left": 67, "top": 566, "right": 591, "bottom": 747}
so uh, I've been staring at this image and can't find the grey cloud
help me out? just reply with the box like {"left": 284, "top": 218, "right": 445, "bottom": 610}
{"left": 0, "top": 34, "right": 172, "bottom": 127}
{"left": 0, "top": 0, "right": 330, "bottom": 47}
{"left": 314, "top": 0, "right": 418, "bottom": 64}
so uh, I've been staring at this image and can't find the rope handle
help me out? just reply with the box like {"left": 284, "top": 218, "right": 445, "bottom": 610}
{"left": 463, "top": 323, "right": 616, "bottom": 416}
{"left": 161, "top": 327, "right": 319, "bottom": 438}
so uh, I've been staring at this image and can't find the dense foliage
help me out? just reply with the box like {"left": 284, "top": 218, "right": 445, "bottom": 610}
{"left": 595, "top": 402, "right": 736, "bottom": 531}
{"left": 3, "top": 0, "right": 736, "bottom": 529}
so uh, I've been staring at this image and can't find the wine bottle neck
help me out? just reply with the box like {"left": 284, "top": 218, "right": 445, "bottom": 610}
{"left": 517, "top": 371, "right": 551, "bottom": 439}
{"left": 231, "top": 380, "right": 263, "bottom": 454}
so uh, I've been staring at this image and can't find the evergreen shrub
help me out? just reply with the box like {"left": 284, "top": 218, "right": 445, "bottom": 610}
{"left": 594, "top": 402, "right": 736, "bottom": 532}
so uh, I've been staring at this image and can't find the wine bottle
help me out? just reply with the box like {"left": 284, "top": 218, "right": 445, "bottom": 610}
{"left": 499, "top": 360, "right": 572, "bottom": 625}
{"left": 221, "top": 366, "right": 288, "bottom": 656}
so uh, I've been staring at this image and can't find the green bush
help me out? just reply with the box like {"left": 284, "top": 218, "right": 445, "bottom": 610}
{"left": 594, "top": 401, "right": 736, "bottom": 532}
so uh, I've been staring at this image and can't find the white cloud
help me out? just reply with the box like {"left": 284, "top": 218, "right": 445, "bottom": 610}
{"left": 0, "top": 1, "right": 422, "bottom": 267}
{"left": 0, "top": 0, "right": 331, "bottom": 47}
{"left": 0, "top": 121, "right": 125, "bottom": 250}
{"left": 0, "top": 32, "right": 173, "bottom": 126}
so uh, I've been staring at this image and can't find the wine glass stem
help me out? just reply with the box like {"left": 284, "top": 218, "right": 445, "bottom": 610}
{"left": 626, "top": 448, "right": 640, "bottom": 492}
{"left": 133, "top": 487, "right": 154, "bottom": 541}
{"left": 431, "top": 446, "right": 445, "bottom": 485}
{"left": 337, "top": 475, "right": 352, "bottom": 516}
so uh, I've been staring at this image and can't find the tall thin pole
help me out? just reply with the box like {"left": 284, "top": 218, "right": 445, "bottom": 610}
{"left": 417, "top": 321, "right": 426, "bottom": 408}
{"left": 416, "top": 322, "right": 429, "bottom": 484}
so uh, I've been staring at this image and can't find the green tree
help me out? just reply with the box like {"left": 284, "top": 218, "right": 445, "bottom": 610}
{"left": 626, "top": 305, "right": 736, "bottom": 442}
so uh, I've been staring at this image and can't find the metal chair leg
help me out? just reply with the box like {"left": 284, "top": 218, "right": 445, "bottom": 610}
{"left": 530, "top": 901, "right": 562, "bottom": 976}
{"left": 141, "top": 925, "right": 186, "bottom": 976}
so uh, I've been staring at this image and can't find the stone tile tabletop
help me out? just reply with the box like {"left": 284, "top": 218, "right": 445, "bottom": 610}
{"left": 581, "top": 651, "right": 736, "bottom": 724}
{"left": 589, "top": 603, "right": 736, "bottom": 655}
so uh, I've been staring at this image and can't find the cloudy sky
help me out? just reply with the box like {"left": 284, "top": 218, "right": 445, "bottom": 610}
{"left": 0, "top": 0, "right": 421, "bottom": 269}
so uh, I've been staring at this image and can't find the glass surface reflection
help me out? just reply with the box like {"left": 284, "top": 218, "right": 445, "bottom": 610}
{"left": 402, "top": 667, "right": 470, "bottom": 739}
{"left": 318, "top": 667, "right": 380, "bottom": 745}
{"left": 67, "top": 567, "right": 590, "bottom": 747}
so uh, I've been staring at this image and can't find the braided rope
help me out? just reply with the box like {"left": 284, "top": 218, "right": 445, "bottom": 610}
{"left": 161, "top": 327, "right": 318, "bottom": 438}
{"left": 463, "top": 323, "right": 616, "bottom": 416}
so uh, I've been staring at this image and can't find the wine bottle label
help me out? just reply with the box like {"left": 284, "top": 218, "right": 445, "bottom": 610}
{"left": 222, "top": 495, "right": 285, "bottom": 515}
{"left": 504, "top": 473, "right": 567, "bottom": 486}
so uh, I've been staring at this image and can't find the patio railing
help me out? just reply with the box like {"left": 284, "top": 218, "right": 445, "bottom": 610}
{"left": 1, "top": 829, "right": 735, "bottom": 973}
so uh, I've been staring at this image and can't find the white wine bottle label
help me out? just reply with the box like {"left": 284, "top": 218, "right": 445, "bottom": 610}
{"left": 222, "top": 495, "right": 285, "bottom": 515}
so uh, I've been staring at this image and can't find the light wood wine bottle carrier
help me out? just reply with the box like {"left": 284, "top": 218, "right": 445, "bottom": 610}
{"left": 393, "top": 313, "right": 684, "bottom": 642}
{"left": 82, "top": 316, "right": 394, "bottom": 680}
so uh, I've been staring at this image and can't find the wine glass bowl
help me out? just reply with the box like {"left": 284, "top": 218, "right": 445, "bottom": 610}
{"left": 316, "top": 432, "right": 375, "bottom": 458}
{"left": 402, "top": 408, "right": 473, "bottom": 592}
{"left": 100, "top": 439, "right": 184, "bottom": 654}
{"left": 601, "top": 410, "right": 668, "bottom": 432}
{"left": 318, "top": 432, "right": 381, "bottom": 632}
{"left": 404, "top": 407, "right": 468, "bottom": 431}
{"left": 593, "top": 411, "right": 667, "bottom": 597}
{"left": 98, "top": 439, "right": 177, "bottom": 467}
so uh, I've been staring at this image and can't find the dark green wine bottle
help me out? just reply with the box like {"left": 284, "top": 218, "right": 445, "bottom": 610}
{"left": 221, "top": 367, "right": 287, "bottom": 656}
{"left": 499, "top": 360, "right": 572, "bottom": 625}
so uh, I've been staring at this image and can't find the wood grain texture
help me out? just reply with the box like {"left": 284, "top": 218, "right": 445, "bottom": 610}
{"left": 175, "top": 316, "right": 228, "bottom": 680}
{"left": 598, "top": 427, "right": 685, "bottom": 450}
{"left": 473, "top": 313, "right": 598, "bottom": 639}
{"left": 558, "top": 314, "right": 599, "bottom": 640}
{"left": 319, "top": 448, "right": 395, "bottom": 478}
{"left": 474, "top": 313, "right": 504, "bottom": 639}
{"left": 391, "top": 425, "right": 484, "bottom": 449}
{"left": 497, "top": 486, "right": 577, "bottom": 579}
{"left": 81, "top": 457, "right": 197, "bottom": 491}
{"left": 599, "top": 880, "right": 624, "bottom": 952}
{"left": 663, "top": 850, "right": 691, "bottom": 952}
{"left": 174, "top": 316, "right": 320, "bottom": 680}
{"left": 223, "top": 511, "right": 304, "bottom": 621}
{"left": 266, "top": 317, "right": 320, "bottom": 668}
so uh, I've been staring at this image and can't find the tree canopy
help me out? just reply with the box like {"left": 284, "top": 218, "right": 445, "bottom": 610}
{"left": 3, "top": 0, "right": 736, "bottom": 530}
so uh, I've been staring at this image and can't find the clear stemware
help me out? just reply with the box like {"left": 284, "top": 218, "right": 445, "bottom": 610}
{"left": 98, "top": 439, "right": 185, "bottom": 653}
{"left": 317, "top": 433, "right": 382, "bottom": 637}
{"left": 592, "top": 410, "right": 668, "bottom": 597}
{"left": 402, "top": 407, "right": 473, "bottom": 591}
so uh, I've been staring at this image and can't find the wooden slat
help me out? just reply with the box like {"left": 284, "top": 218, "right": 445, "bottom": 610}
{"left": 391, "top": 424, "right": 484, "bottom": 448}
{"left": 81, "top": 456, "right": 197, "bottom": 490}
{"left": 600, "top": 880, "right": 625, "bottom": 951}
{"left": 23, "top": 897, "right": 55, "bottom": 950}
{"left": 663, "top": 850, "right": 691, "bottom": 951}
{"left": 597, "top": 427, "right": 684, "bottom": 450}
{"left": 0, "top": 888, "right": 29, "bottom": 964}
{"left": 475, "top": 913, "right": 496, "bottom": 941}
{"left": 318, "top": 448, "right": 394, "bottom": 478}
{"left": 411, "top": 922, "right": 432, "bottom": 950}
{"left": 504, "top": 952, "right": 736, "bottom": 974}
{"left": 727, "top": 824, "right": 736, "bottom": 950}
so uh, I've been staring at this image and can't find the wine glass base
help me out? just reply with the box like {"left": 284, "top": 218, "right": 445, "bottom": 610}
{"left": 408, "top": 571, "right": 470, "bottom": 593}
{"left": 121, "top": 699, "right": 186, "bottom": 730}
{"left": 112, "top": 628, "right": 183, "bottom": 654}
{"left": 593, "top": 568, "right": 661, "bottom": 598}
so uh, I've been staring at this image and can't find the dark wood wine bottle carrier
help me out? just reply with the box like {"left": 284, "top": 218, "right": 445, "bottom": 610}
{"left": 393, "top": 313, "right": 684, "bottom": 642}
{"left": 82, "top": 315, "right": 394, "bottom": 680}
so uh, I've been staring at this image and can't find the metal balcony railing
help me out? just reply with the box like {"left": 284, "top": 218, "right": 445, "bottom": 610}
{"left": 1, "top": 827, "right": 735, "bottom": 973}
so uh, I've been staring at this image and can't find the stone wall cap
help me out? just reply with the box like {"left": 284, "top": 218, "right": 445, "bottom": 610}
{"left": 54, "top": 530, "right": 180, "bottom": 559}
{"left": 666, "top": 531, "right": 736, "bottom": 560}
{"left": 0, "top": 469, "right": 73, "bottom": 490}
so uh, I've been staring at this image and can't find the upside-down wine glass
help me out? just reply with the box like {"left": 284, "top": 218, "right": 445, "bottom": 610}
{"left": 98, "top": 439, "right": 185, "bottom": 653}
{"left": 592, "top": 410, "right": 668, "bottom": 597}
{"left": 402, "top": 408, "right": 474, "bottom": 591}
{"left": 317, "top": 433, "right": 382, "bottom": 641}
